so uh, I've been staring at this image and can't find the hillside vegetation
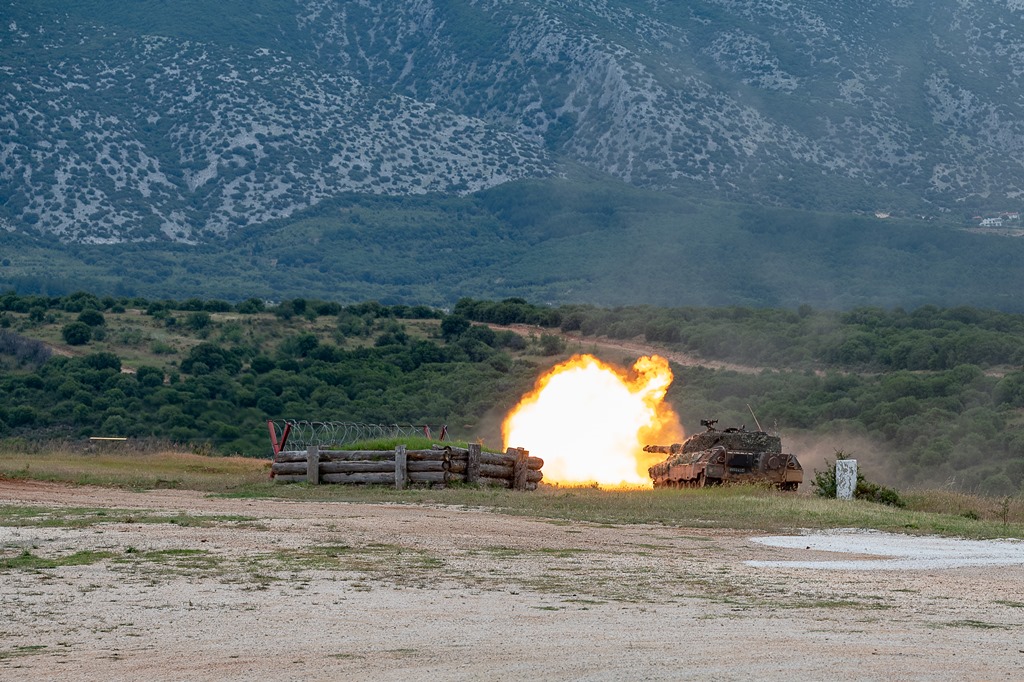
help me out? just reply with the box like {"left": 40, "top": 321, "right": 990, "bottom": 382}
{"left": 2, "top": 292, "right": 1024, "bottom": 496}
{"left": 5, "top": 182, "right": 1024, "bottom": 312}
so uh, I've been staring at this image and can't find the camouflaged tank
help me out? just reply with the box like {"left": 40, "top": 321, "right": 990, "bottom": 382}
{"left": 646, "top": 420, "right": 803, "bottom": 490}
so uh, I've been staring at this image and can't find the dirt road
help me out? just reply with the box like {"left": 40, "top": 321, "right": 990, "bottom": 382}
{"left": 2, "top": 480, "right": 1023, "bottom": 681}
{"left": 494, "top": 323, "right": 765, "bottom": 374}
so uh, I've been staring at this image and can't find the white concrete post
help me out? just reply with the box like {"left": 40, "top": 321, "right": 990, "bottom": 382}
{"left": 835, "top": 459, "right": 857, "bottom": 500}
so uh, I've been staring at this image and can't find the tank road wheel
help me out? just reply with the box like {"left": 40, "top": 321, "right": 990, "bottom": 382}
{"left": 696, "top": 473, "right": 706, "bottom": 488}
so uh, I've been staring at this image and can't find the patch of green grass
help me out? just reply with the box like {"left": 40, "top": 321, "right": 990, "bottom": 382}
{"left": 269, "top": 543, "right": 444, "bottom": 576}
{"left": 0, "top": 504, "right": 257, "bottom": 529}
{"left": 109, "top": 547, "right": 228, "bottom": 581}
{"left": 477, "top": 545, "right": 587, "bottom": 560}
{"left": 222, "top": 483, "right": 1024, "bottom": 540}
{"left": 781, "top": 598, "right": 891, "bottom": 610}
{"left": 0, "top": 448, "right": 271, "bottom": 492}
{"left": 344, "top": 437, "right": 473, "bottom": 451}
{"left": 536, "top": 547, "right": 589, "bottom": 558}
{"left": 519, "top": 571, "right": 602, "bottom": 596}
{"left": 941, "top": 619, "right": 1008, "bottom": 630}
{"left": 477, "top": 546, "right": 523, "bottom": 559}
{"left": 0, "top": 645, "right": 48, "bottom": 661}
{"left": 994, "top": 600, "right": 1024, "bottom": 608}
{"left": 1, "top": 549, "right": 115, "bottom": 571}
{"left": 137, "top": 548, "right": 222, "bottom": 571}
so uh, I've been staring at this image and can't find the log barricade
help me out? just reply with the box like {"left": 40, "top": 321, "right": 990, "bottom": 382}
{"left": 271, "top": 443, "right": 543, "bottom": 490}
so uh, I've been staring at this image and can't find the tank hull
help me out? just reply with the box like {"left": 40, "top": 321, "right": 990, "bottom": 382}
{"left": 647, "top": 425, "right": 803, "bottom": 490}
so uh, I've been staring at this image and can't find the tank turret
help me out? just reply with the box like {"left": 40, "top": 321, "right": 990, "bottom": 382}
{"left": 646, "top": 420, "right": 802, "bottom": 490}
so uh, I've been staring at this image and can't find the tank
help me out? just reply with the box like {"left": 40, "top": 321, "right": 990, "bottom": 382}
{"left": 646, "top": 419, "right": 803, "bottom": 490}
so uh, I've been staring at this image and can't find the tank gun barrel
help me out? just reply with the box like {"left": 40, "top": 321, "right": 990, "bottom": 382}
{"left": 643, "top": 444, "right": 680, "bottom": 454}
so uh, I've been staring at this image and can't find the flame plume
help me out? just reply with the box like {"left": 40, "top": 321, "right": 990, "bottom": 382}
{"left": 502, "top": 354, "right": 685, "bottom": 487}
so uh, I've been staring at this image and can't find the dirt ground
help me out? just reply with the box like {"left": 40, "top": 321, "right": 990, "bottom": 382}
{"left": 2, "top": 480, "right": 1023, "bottom": 681}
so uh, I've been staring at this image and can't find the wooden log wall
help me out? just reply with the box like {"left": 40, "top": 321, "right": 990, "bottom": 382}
{"left": 272, "top": 442, "right": 543, "bottom": 490}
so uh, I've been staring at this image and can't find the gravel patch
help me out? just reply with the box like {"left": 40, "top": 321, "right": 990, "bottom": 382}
{"left": 3, "top": 481, "right": 1024, "bottom": 681}
{"left": 748, "top": 528, "right": 1024, "bottom": 570}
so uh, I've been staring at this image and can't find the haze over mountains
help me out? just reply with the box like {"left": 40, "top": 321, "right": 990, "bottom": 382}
{"left": 3, "top": 0, "right": 1024, "bottom": 309}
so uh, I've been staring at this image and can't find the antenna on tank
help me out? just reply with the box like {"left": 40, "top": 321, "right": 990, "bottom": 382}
{"left": 746, "top": 404, "right": 764, "bottom": 432}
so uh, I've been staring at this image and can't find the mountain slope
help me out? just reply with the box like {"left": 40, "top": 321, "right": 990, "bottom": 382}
{"left": 4, "top": 0, "right": 1024, "bottom": 244}
{"left": 1, "top": 4, "right": 552, "bottom": 241}
{"left": 301, "top": 0, "right": 1024, "bottom": 207}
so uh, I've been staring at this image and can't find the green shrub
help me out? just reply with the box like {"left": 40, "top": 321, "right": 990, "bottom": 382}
{"left": 812, "top": 450, "right": 906, "bottom": 507}
{"left": 77, "top": 309, "right": 105, "bottom": 327}
{"left": 62, "top": 321, "right": 92, "bottom": 345}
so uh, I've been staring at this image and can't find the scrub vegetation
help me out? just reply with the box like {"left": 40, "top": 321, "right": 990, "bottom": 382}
{"left": 2, "top": 291, "right": 1024, "bottom": 495}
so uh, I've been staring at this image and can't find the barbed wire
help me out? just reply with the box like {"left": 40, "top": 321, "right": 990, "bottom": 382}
{"left": 270, "top": 420, "right": 449, "bottom": 451}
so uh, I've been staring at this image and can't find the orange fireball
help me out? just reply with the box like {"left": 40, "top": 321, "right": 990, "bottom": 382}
{"left": 502, "top": 354, "right": 684, "bottom": 487}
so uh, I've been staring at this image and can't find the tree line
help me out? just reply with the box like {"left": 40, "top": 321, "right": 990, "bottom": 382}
{"left": 2, "top": 291, "right": 1023, "bottom": 495}
{"left": 0, "top": 291, "right": 541, "bottom": 456}
{"left": 454, "top": 298, "right": 1024, "bottom": 371}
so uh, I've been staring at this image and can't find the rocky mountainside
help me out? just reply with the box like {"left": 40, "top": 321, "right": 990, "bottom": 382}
{"left": 3, "top": 0, "right": 1024, "bottom": 243}
{"left": 1, "top": 5, "right": 551, "bottom": 241}
{"left": 303, "top": 0, "right": 1024, "bottom": 205}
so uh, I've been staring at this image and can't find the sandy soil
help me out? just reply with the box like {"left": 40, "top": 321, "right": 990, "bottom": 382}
{"left": 2, "top": 479, "right": 1023, "bottom": 681}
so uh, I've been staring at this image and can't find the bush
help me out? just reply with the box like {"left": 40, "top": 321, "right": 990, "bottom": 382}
{"left": 236, "top": 298, "right": 265, "bottom": 314}
{"left": 440, "top": 314, "right": 471, "bottom": 341}
{"left": 136, "top": 366, "right": 165, "bottom": 388}
{"left": 185, "top": 311, "right": 212, "bottom": 331}
{"left": 250, "top": 356, "right": 276, "bottom": 374}
{"left": 62, "top": 321, "right": 92, "bottom": 345}
{"left": 538, "top": 333, "right": 566, "bottom": 356}
{"left": 180, "top": 343, "right": 241, "bottom": 374}
{"left": 8, "top": 406, "right": 37, "bottom": 427}
{"left": 77, "top": 309, "right": 105, "bottom": 327}
{"left": 812, "top": 451, "right": 905, "bottom": 507}
{"left": 83, "top": 352, "right": 122, "bottom": 372}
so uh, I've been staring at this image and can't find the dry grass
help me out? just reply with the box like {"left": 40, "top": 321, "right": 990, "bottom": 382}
{"left": 902, "top": 489, "right": 1024, "bottom": 523}
{"left": 0, "top": 443, "right": 270, "bottom": 491}
{"left": 221, "top": 480, "right": 1024, "bottom": 539}
{"left": 2, "top": 445, "right": 1022, "bottom": 539}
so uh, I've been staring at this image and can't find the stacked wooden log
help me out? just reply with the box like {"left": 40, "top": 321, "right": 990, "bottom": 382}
{"left": 271, "top": 443, "right": 543, "bottom": 490}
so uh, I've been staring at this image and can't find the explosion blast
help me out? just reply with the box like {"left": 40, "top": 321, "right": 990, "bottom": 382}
{"left": 502, "top": 354, "right": 685, "bottom": 487}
